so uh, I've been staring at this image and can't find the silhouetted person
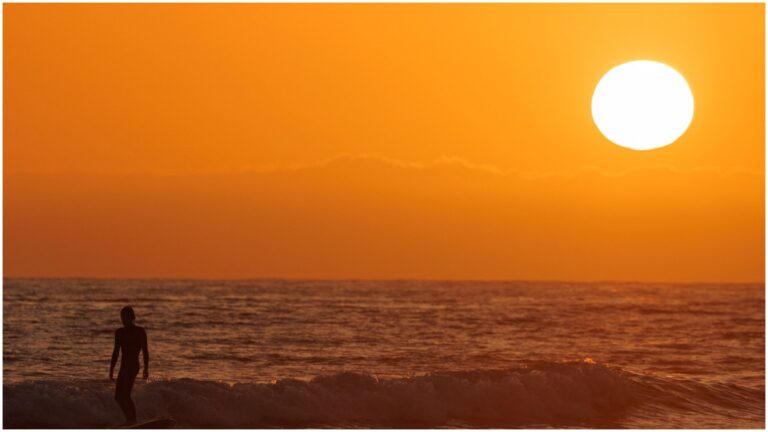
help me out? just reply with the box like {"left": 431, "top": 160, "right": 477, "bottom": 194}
{"left": 110, "top": 306, "right": 149, "bottom": 425}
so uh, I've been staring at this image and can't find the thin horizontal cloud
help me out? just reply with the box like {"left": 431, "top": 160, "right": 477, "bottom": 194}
{"left": 7, "top": 152, "right": 763, "bottom": 179}
{"left": 238, "top": 153, "right": 763, "bottom": 180}
{"left": 237, "top": 154, "right": 507, "bottom": 176}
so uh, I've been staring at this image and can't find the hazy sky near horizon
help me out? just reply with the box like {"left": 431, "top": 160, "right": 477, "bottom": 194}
{"left": 5, "top": 4, "right": 765, "bottom": 282}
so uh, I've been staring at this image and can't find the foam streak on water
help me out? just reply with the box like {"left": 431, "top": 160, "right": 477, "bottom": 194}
{"left": 3, "top": 279, "right": 765, "bottom": 428}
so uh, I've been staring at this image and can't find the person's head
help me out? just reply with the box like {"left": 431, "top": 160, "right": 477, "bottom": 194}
{"left": 120, "top": 306, "right": 136, "bottom": 327}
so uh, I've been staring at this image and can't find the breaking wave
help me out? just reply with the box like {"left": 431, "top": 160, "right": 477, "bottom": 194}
{"left": 4, "top": 361, "right": 763, "bottom": 428}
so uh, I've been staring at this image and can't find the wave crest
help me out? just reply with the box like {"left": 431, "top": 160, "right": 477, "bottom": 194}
{"left": 3, "top": 361, "right": 760, "bottom": 428}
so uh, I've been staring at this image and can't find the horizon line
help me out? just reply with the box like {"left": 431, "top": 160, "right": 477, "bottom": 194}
{"left": 3, "top": 275, "right": 764, "bottom": 286}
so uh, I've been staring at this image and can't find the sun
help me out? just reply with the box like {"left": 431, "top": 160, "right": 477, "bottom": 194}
{"left": 591, "top": 60, "right": 694, "bottom": 151}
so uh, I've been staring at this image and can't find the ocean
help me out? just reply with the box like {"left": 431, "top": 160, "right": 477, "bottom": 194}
{"left": 3, "top": 278, "right": 764, "bottom": 428}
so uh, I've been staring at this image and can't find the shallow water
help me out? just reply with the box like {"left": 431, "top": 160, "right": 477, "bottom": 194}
{"left": 3, "top": 278, "right": 764, "bottom": 428}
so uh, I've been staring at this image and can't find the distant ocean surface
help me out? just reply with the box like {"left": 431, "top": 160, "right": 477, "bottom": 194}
{"left": 3, "top": 278, "right": 764, "bottom": 428}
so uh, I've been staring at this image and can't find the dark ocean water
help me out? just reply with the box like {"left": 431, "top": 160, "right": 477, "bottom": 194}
{"left": 3, "top": 278, "right": 764, "bottom": 428}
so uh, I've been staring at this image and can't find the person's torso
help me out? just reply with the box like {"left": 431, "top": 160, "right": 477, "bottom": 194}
{"left": 117, "top": 326, "right": 144, "bottom": 369}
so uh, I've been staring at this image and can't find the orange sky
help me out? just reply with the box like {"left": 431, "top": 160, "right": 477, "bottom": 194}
{"left": 4, "top": 4, "right": 765, "bottom": 282}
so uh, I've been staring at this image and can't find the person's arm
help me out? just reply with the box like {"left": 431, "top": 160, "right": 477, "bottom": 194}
{"left": 142, "top": 328, "right": 149, "bottom": 380}
{"left": 109, "top": 330, "right": 120, "bottom": 380}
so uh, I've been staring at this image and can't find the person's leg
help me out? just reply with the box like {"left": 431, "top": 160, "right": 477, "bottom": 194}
{"left": 115, "top": 371, "right": 130, "bottom": 423}
{"left": 115, "top": 368, "right": 138, "bottom": 424}
{"left": 123, "top": 369, "right": 138, "bottom": 424}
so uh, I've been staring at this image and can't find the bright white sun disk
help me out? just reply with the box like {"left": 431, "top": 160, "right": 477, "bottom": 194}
{"left": 591, "top": 60, "right": 694, "bottom": 151}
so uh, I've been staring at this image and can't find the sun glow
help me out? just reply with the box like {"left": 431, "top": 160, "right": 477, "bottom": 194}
{"left": 592, "top": 60, "right": 694, "bottom": 151}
